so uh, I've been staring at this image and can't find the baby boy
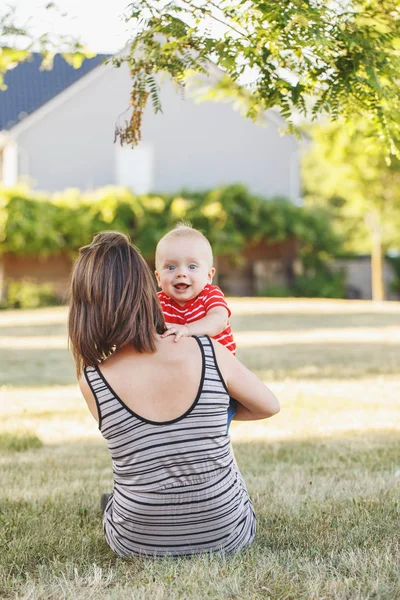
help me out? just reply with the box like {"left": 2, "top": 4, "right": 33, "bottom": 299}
{"left": 155, "top": 223, "right": 237, "bottom": 426}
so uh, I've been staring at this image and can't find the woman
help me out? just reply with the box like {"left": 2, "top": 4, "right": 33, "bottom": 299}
{"left": 68, "top": 231, "right": 280, "bottom": 558}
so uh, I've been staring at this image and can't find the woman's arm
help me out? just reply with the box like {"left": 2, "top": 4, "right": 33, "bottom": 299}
{"left": 78, "top": 373, "right": 100, "bottom": 423}
{"left": 213, "top": 340, "right": 280, "bottom": 420}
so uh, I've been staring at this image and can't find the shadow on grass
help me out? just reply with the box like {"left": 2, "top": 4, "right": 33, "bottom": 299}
{"left": 236, "top": 435, "right": 400, "bottom": 559}
{"left": 0, "top": 323, "right": 67, "bottom": 337}
{"left": 1, "top": 306, "right": 400, "bottom": 386}
{"left": 233, "top": 434, "right": 400, "bottom": 474}
{"left": 255, "top": 487, "right": 400, "bottom": 558}
{"left": 0, "top": 348, "right": 75, "bottom": 386}
{"left": 1, "top": 433, "right": 400, "bottom": 580}
{"left": 237, "top": 341, "right": 400, "bottom": 379}
{"left": 2, "top": 432, "right": 399, "bottom": 469}
{"left": 1, "top": 310, "right": 398, "bottom": 339}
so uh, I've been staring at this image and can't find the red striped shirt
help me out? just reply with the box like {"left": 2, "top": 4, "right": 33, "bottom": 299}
{"left": 158, "top": 284, "right": 236, "bottom": 354}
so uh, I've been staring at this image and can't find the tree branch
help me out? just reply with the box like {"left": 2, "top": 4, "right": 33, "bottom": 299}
{"left": 178, "top": 0, "right": 248, "bottom": 38}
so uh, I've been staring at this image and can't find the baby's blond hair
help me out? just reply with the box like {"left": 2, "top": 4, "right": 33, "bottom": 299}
{"left": 155, "top": 222, "right": 213, "bottom": 268}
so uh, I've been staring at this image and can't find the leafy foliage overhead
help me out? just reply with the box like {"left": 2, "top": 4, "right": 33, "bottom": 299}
{"left": 0, "top": 5, "right": 93, "bottom": 90}
{"left": 303, "top": 118, "right": 400, "bottom": 253}
{"left": 114, "top": 0, "right": 400, "bottom": 155}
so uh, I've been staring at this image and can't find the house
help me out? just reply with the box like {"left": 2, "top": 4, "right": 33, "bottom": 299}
{"left": 0, "top": 53, "right": 302, "bottom": 296}
{"left": 0, "top": 53, "right": 302, "bottom": 200}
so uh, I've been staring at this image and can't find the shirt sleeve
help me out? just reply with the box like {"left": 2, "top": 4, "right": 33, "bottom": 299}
{"left": 203, "top": 286, "right": 231, "bottom": 317}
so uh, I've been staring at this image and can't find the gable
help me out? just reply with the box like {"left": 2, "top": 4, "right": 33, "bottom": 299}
{"left": 0, "top": 53, "right": 108, "bottom": 131}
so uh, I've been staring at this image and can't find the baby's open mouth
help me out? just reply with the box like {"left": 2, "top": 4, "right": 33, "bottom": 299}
{"left": 174, "top": 283, "right": 190, "bottom": 290}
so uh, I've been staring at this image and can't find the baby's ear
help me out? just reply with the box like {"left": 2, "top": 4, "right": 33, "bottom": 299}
{"left": 154, "top": 270, "right": 161, "bottom": 287}
{"left": 208, "top": 267, "right": 216, "bottom": 282}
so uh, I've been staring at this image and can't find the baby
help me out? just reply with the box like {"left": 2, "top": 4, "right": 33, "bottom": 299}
{"left": 155, "top": 223, "right": 237, "bottom": 426}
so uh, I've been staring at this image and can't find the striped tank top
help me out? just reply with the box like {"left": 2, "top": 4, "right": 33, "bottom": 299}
{"left": 84, "top": 335, "right": 255, "bottom": 557}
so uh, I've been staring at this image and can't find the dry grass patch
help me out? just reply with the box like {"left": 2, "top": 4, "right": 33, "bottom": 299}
{"left": 1, "top": 301, "right": 400, "bottom": 599}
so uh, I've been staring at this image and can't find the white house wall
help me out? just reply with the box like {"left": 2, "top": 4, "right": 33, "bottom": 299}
{"left": 12, "top": 63, "right": 301, "bottom": 200}
{"left": 13, "top": 63, "right": 132, "bottom": 192}
{"left": 143, "top": 79, "right": 300, "bottom": 200}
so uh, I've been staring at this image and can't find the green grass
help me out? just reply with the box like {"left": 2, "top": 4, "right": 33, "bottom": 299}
{"left": 1, "top": 301, "right": 400, "bottom": 599}
{"left": 0, "top": 432, "right": 43, "bottom": 452}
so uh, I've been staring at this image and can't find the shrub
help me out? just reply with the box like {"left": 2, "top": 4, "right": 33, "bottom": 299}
{"left": 388, "top": 256, "right": 400, "bottom": 296}
{"left": 293, "top": 269, "right": 346, "bottom": 299}
{"left": 257, "top": 285, "right": 294, "bottom": 298}
{"left": 1, "top": 280, "right": 59, "bottom": 309}
{"left": 0, "top": 432, "right": 43, "bottom": 452}
{"left": 0, "top": 184, "right": 342, "bottom": 260}
{"left": 0, "top": 184, "right": 344, "bottom": 299}
{"left": 258, "top": 269, "right": 346, "bottom": 299}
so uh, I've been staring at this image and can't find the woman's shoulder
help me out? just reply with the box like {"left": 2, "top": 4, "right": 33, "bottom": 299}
{"left": 158, "top": 334, "right": 201, "bottom": 356}
{"left": 101, "top": 336, "right": 201, "bottom": 369}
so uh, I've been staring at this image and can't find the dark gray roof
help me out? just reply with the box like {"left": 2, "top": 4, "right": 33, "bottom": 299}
{"left": 0, "top": 53, "right": 108, "bottom": 131}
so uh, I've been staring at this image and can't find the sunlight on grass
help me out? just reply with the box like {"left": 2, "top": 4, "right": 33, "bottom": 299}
{"left": 0, "top": 306, "right": 67, "bottom": 326}
{"left": 0, "top": 385, "right": 99, "bottom": 443}
{"left": 233, "top": 377, "right": 400, "bottom": 442}
{"left": 229, "top": 297, "right": 400, "bottom": 315}
{"left": 1, "top": 378, "right": 400, "bottom": 445}
{"left": 236, "top": 326, "right": 400, "bottom": 346}
{"left": 1, "top": 300, "right": 400, "bottom": 599}
{"left": 0, "top": 336, "right": 67, "bottom": 349}
{"left": 1, "top": 301, "right": 400, "bottom": 445}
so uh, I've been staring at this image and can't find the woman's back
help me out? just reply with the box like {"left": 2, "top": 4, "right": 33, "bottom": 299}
{"left": 84, "top": 336, "right": 256, "bottom": 557}
{"left": 94, "top": 335, "right": 204, "bottom": 423}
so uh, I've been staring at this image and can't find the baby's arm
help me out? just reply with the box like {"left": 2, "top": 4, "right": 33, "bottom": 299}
{"left": 162, "top": 307, "right": 229, "bottom": 342}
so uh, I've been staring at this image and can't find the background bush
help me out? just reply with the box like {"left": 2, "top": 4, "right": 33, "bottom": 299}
{"left": 0, "top": 183, "right": 344, "bottom": 299}
{"left": 0, "top": 432, "right": 43, "bottom": 452}
{"left": 0, "top": 280, "right": 59, "bottom": 309}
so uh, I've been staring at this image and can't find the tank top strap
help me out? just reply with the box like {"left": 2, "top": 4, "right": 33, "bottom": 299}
{"left": 84, "top": 365, "right": 104, "bottom": 400}
{"left": 193, "top": 335, "right": 218, "bottom": 368}
{"left": 84, "top": 365, "right": 121, "bottom": 430}
{"left": 194, "top": 336, "right": 230, "bottom": 397}
{"left": 195, "top": 335, "right": 214, "bottom": 358}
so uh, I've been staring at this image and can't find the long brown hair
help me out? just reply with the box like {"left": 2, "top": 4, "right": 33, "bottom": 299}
{"left": 68, "top": 231, "right": 166, "bottom": 376}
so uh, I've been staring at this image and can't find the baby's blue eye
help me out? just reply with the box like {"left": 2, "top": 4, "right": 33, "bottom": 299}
{"left": 167, "top": 265, "right": 175, "bottom": 271}
{"left": 189, "top": 264, "right": 197, "bottom": 270}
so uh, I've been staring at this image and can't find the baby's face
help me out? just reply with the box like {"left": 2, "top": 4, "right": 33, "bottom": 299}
{"left": 155, "top": 236, "right": 215, "bottom": 306}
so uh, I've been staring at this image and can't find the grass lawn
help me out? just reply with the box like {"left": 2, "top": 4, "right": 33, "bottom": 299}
{"left": 1, "top": 299, "right": 400, "bottom": 599}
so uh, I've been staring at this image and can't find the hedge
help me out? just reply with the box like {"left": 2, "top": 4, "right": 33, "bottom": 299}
{"left": 0, "top": 184, "right": 342, "bottom": 271}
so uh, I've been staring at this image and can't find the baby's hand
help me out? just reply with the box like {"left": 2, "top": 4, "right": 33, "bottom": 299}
{"left": 162, "top": 323, "right": 190, "bottom": 342}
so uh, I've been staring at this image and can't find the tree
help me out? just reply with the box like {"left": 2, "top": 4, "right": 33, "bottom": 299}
{"left": 3, "top": 2, "right": 400, "bottom": 155}
{"left": 114, "top": 0, "right": 400, "bottom": 154}
{"left": 302, "top": 119, "right": 400, "bottom": 301}
{"left": 0, "top": 4, "right": 91, "bottom": 89}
